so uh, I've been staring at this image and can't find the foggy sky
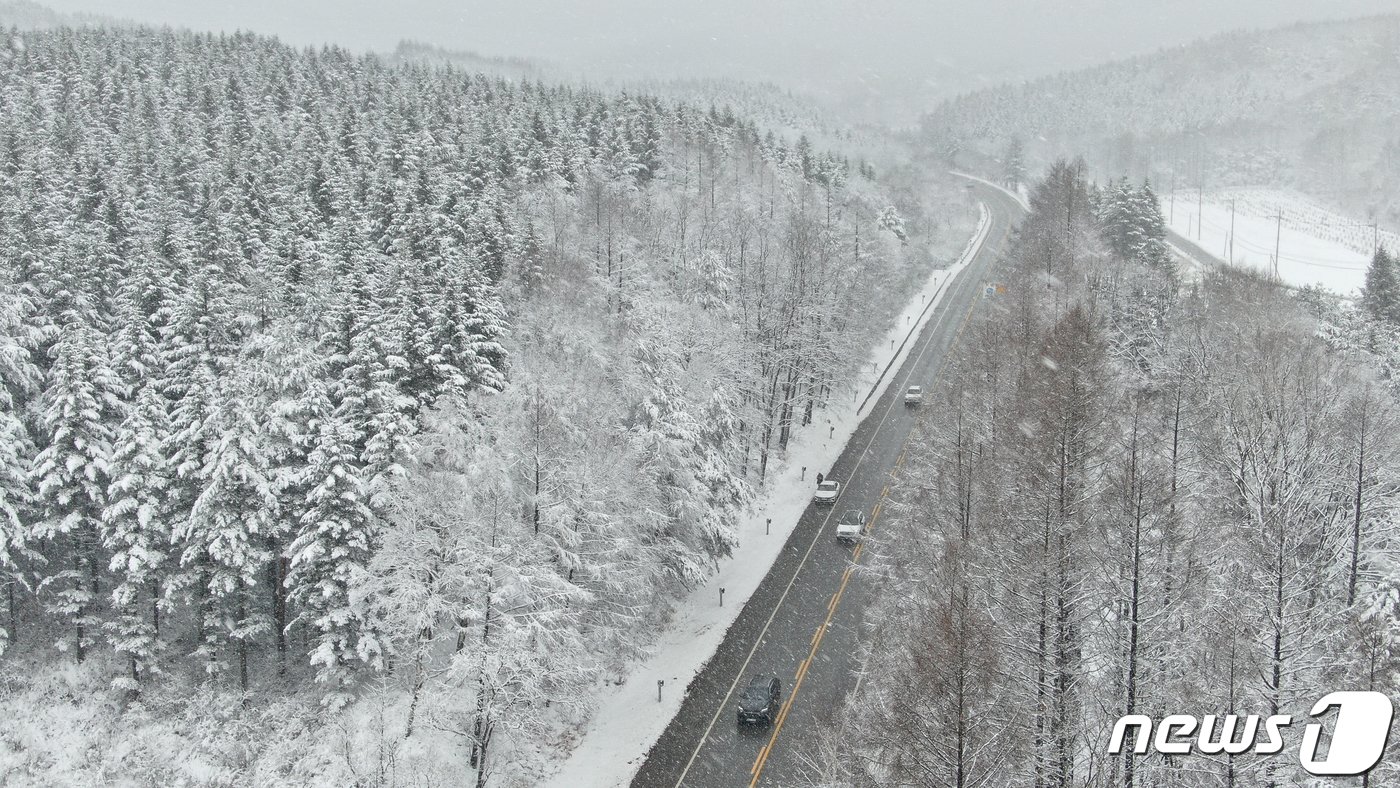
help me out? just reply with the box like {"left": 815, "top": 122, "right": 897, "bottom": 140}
{"left": 37, "top": 0, "right": 1400, "bottom": 114}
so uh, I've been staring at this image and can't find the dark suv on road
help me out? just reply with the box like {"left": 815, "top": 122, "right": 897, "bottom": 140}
{"left": 736, "top": 675, "right": 782, "bottom": 725}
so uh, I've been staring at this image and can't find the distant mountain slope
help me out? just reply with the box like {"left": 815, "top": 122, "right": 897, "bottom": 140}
{"left": 620, "top": 76, "right": 880, "bottom": 151}
{"left": 385, "top": 39, "right": 546, "bottom": 81}
{"left": 924, "top": 15, "right": 1400, "bottom": 224}
{"left": 0, "top": 0, "right": 121, "bottom": 30}
{"left": 388, "top": 41, "right": 876, "bottom": 154}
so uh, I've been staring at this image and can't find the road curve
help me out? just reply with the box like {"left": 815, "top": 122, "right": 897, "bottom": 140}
{"left": 629, "top": 178, "right": 1026, "bottom": 788}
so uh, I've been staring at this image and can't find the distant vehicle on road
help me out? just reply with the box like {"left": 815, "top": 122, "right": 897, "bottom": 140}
{"left": 813, "top": 479, "right": 840, "bottom": 505}
{"left": 835, "top": 509, "right": 867, "bottom": 542}
{"left": 737, "top": 675, "right": 782, "bottom": 725}
{"left": 904, "top": 385, "right": 924, "bottom": 405}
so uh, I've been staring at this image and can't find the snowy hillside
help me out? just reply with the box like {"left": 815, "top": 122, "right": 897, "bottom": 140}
{"left": 385, "top": 40, "right": 547, "bottom": 81}
{"left": 0, "top": 0, "right": 122, "bottom": 30}
{"left": 0, "top": 22, "right": 972, "bottom": 786}
{"left": 1161, "top": 187, "right": 1400, "bottom": 294}
{"left": 924, "top": 14, "right": 1400, "bottom": 224}
{"left": 390, "top": 41, "right": 881, "bottom": 159}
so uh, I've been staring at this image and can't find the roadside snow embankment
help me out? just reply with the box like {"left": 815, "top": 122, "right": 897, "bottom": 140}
{"left": 951, "top": 171, "right": 1029, "bottom": 211}
{"left": 541, "top": 202, "right": 993, "bottom": 788}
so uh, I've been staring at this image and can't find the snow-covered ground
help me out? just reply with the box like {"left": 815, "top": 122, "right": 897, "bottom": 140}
{"left": 1160, "top": 188, "right": 1400, "bottom": 295}
{"left": 539, "top": 203, "right": 993, "bottom": 788}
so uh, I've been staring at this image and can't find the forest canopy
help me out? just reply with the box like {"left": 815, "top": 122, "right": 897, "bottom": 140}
{"left": 0, "top": 23, "right": 964, "bottom": 785}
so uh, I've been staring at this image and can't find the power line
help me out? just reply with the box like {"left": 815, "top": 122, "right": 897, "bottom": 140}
{"left": 1192, "top": 214, "right": 1369, "bottom": 270}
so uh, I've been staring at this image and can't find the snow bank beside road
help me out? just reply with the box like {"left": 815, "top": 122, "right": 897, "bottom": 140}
{"left": 540, "top": 202, "right": 992, "bottom": 788}
{"left": 951, "top": 171, "right": 1030, "bottom": 211}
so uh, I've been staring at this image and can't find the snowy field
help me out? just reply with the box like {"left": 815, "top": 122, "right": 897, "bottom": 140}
{"left": 538, "top": 204, "right": 993, "bottom": 788}
{"left": 1159, "top": 188, "right": 1400, "bottom": 295}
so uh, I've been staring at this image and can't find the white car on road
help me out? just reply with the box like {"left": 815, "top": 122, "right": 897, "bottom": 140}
{"left": 813, "top": 480, "right": 840, "bottom": 505}
{"left": 904, "top": 385, "right": 924, "bottom": 405}
{"left": 835, "top": 509, "right": 867, "bottom": 542}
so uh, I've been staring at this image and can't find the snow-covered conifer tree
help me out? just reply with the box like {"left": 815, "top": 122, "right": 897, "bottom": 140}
{"left": 0, "top": 282, "right": 40, "bottom": 654}
{"left": 1364, "top": 246, "right": 1399, "bottom": 325}
{"left": 286, "top": 383, "right": 380, "bottom": 704}
{"left": 182, "top": 384, "right": 276, "bottom": 691}
{"left": 103, "top": 382, "right": 173, "bottom": 689}
{"left": 30, "top": 322, "right": 120, "bottom": 662}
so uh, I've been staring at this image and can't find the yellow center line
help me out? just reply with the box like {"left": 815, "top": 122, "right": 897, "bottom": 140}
{"left": 833, "top": 569, "right": 854, "bottom": 603}
{"left": 751, "top": 653, "right": 810, "bottom": 778}
{"left": 746, "top": 193, "right": 1016, "bottom": 783}
{"left": 750, "top": 576, "right": 849, "bottom": 784}
{"left": 809, "top": 621, "right": 828, "bottom": 655}
{"left": 746, "top": 283, "right": 987, "bottom": 788}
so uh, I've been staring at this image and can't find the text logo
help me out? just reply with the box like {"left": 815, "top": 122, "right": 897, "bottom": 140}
{"left": 1109, "top": 691, "right": 1393, "bottom": 776}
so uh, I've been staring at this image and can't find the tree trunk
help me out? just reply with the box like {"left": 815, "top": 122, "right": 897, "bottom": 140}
{"left": 1349, "top": 402, "right": 1367, "bottom": 605}
{"left": 150, "top": 578, "right": 161, "bottom": 639}
{"left": 267, "top": 546, "right": 287, "bottom": 674}
{"left": 238, "top": 593, "right": 250, "bottom": 701}
{"left": 1124, "top": 474, "right": 1143, "bottom": 788}
{"left": 6, "top": 578, "right": 15, "bottom": 647}
{"left": 1268, "top": 524, "right": 1284, "bottom": 788}
{"left": 472, "top": 565, "right": 496, "bottom": 788}
{"left": 74, "top": 549, "right": 87, "bottom": 664}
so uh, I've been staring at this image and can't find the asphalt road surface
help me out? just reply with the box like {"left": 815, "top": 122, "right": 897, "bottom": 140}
{"left": 1166, "top": 226, "right": 1224, "bottom": 275}
{"left": 630, "top": 177, "right": 1027, "bottom": 788}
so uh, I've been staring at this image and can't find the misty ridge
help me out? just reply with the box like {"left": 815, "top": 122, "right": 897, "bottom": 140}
{"left": 1, "top": 2, "right": 1399, "bottom": 787}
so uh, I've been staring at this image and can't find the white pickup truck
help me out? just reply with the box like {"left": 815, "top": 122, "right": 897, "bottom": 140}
{"left": 836, "top": 509, "right": 868, "bottom": 542}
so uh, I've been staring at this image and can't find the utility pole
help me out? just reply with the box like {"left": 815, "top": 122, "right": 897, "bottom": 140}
{"left": 1229, "top": 199, "right": 1236, "bottom": 264}
{"left": 1198, "top": 186, "right": 1204, "bottom": 241}
{"left": 1169, "top": 170, "right": 1176, "bottom": 224}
